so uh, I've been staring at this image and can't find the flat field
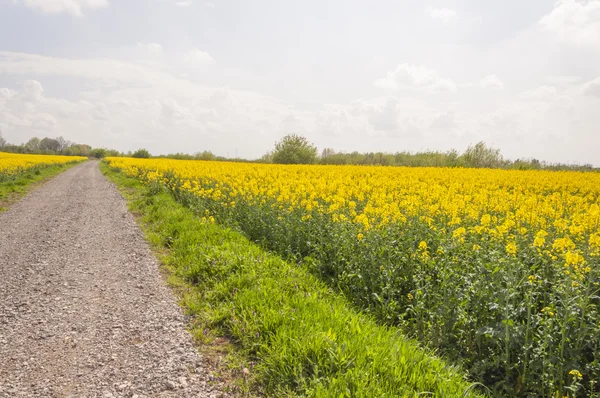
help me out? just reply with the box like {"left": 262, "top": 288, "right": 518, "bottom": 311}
{"left": 0, "top": 152, "right": 86, "bottom": 182}
{"left": 0, "top": 152, "right": 86, "bottom": 211}
{"left": 106, "top": 157, "right": 600, "bottom": 397}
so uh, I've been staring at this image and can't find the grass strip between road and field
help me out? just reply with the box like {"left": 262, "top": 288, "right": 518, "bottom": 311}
{"left": 102, "top": 162, "right": 483, "bottom": 398}
{"left": 0, "top": 161, "right": 84, "bottom": 214}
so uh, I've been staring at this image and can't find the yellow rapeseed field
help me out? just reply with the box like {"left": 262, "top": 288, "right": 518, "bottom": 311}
{"left": 0, "top": 152, "right": 86, "bottom": 181}
{"left": 106, "top": 157, "right": 600, "bottom": 396}
{"left": 107, "top": 157, "right": 600, "bottom": 259}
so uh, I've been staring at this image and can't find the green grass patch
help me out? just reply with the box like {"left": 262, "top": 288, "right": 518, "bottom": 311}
{"left": 0, "top": 162, "right": 84, "bottom": 213}
{"left": 102, "top": 162, "right": 482, "bottom": 397}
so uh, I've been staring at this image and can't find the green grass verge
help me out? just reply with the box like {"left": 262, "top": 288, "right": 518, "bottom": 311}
{"left": 0, "top": 162, "right": 84, "bottom": 213}
{"left": 102, "top": 162, "right": 483, "bottom": 398}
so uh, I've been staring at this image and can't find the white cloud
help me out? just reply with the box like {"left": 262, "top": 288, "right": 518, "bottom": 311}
{"left": 185, "top": 49, "right": 214, "bottom": 64}
{"left": 0, "top": 52, "right": 295, "bottom": 157}
{"left": 1, "top": 80, "right": 58, "bottom": 132}
{"left": 430, "top": 111, "right": 457, "bottom": 130}
{"left": 426, "top": 6, "right": 458, "bottom": 24}
{"left": 137, "top": 42, "right": 164, "bottom": 56}
{"left": 0, "top": 45, "right": 599, "bottom": 165}
{"left": 518, "top": 85, "right": 559, "bottom": 101}
{"left": 351, "top": 97, "right": 422, "bottom": 135}
{"left": 468, "top": 83, "right": 599, "bottom": 164}
{"left": 0, "top": 88, "right": 16, "bottom": 100}
{"left": 374, "top": 63, "right": 457, "bottom": 92}
{"left": 539, "top": 0, "right": 600, "bottom": 47}
{"left": 21, "top": 80, "right": 44, "bottom": 102}
{"left": 545, "top": 75, "right": 582, "bottom": 85}
{"left": 479, "top": 74, "right": 504, "bottom": 90}
{"left": 3, "top": 1, "right": 600, "bottom": 166}
{"left": 583, "top": 76, "right": 600, "bottom": 98}
{"left": 314, "top": 105, "right": 354, "bottom": 137}
{"left": 0, "top": 51, "right": 169, "bottom": 86}
{"left": 13, "top": 0, "right": 108, "bottom": 16}
{"left": 365, "top": 97, "right": 400, "bottom": 131}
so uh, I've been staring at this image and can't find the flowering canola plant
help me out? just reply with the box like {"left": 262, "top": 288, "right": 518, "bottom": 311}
{"left": 106, "top": 157, "right": 600, "bottom": 397}
{"left": 0, "top": 152, "right": 86, "bottom": 182}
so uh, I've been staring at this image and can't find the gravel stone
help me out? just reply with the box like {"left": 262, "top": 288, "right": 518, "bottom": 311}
{"left": 0, "top": 161, "right": 226, "bottom": 397}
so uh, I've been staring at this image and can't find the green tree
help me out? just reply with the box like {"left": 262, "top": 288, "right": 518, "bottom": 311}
{"left": 321, "top": 148, "right": 335, "bottom": 159}
{"left": 271, "top": 134, "right": 318, "bottom": 164}
{"left": 259, "top": 151, "right": 273, "bottom": 163}
{"left": 460, "top": 141, "right": 504, "bottom": 168}
{"left": 56, "top": 136, "right": 71, "bottom": 152}
{"left": 0, "top": 130, "right": 6, "bottom": 148}
{"left": 72, "top": 144, "right": 92, "bottom": 157}
{"left": 195, "top": 150, "right": 216, "bottom": 161}
{"left": 132, "top": 148, "right": 151, "bottom": 158}
{"left": 90, "top": 148, "right": 108, "bottom": 159}
{"left": 25, "top": 137, "right": 41, "bottom": 153}
{"left": 40, "top": 137, "right": 61, "bottom": 153}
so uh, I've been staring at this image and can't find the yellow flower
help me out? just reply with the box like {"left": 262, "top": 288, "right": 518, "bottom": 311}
{"left": 103, "top": 156, "right": 600, "bottom": 309}
{"left": 506, "top": 241, "right": 517, "bottom": 256}
{"left": 541, "top": 307, "right": 555, "bottom": 317}
{"left": 553, "top": 237, "right": 576, "bottom": 253}
{"left": 452, "top": 227, "right": 466, "bottom": 242}
{"left": 0, "top": 152, "right": 86, "bottom": 178}
{"left": 480, "top": 214, "right": 492, "bottom": 227}
{"left": 569, "top": 369, "right": 583, "bottom": 379}
{"left": 565, "top": 251, "right": 585, "bottom": 267}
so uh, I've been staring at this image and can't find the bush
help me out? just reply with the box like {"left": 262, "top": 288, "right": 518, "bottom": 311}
{"left": 271, "top": 134, "right": 318, "bottom": 164}
{"left": 460, "top": 142, "right": 504, "bottom": 168}
{"left": 132, "top": 149, "right": 151, "bottom": 158}
{"left": 90, "top": 148, "right": 108, "bottom": 159}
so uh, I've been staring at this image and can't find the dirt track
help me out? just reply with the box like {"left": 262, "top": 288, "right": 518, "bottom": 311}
{"left": 0, "top": 161, "right": 222, "bottom": 398}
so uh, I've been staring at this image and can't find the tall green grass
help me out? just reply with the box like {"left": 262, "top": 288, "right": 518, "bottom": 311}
{"left": 103, "top": 163, "right": 481, "bottom": 397}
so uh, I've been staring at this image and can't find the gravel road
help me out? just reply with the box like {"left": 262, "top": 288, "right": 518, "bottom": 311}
{"left": 0, "top": 161, "right": 224, "bottom": 398}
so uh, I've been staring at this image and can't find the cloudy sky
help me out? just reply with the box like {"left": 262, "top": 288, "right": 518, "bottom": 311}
{"left": 0, "top": 0, "right": 599, "bottom": 164}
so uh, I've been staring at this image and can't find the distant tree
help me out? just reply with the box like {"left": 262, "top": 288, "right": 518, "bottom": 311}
{"left": 73, "top": 144, "right": 92, "bottom": 157}
{"left": 56, "top": 136, "right": 71, "bottom": 152}
{"left": 132, "top": 148, "right": 151, "bottom": 158}
{"left": 90, "top": 148, "right": 108, "bottom": 159}
{"left": 195, "top": 150, "right": 216, "bottom": 161}
{"left": 259, "top": 151, "right": 273, "bottom": 163}
{"left": 460, "top": 141, "right": 504, "bottom": 168}
{"left": 445, "top": 149, "right": 460, "bottom": 167}
{"left": 163, "top": 152, "right": 193, "bottom": 160}
{"left": 25, "top": 137, "right": 41, "bottom": 153}
{"left": 271, "top": 134, "right": 318, "bottom": 164}
{"left": 0, "top": 130, "right": 6, "bottom": 148}
{"left": 40, "top": 137, "right": 61, "bottom": 153}
{"left": 105, "top": 149, "right": 122, "bottom": 157}
{"left": 321, "top": 148, "right": 335, "bottom": 159}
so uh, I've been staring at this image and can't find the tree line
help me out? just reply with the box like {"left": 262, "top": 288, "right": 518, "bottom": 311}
{"left": 0, "top": 132, "right": 152, "bottom": 159}
{"left": 263, "top": 134, "right": 597, "bottom": 171}
{"left": 1, "top": 130, "right": 595, "bottom": 171}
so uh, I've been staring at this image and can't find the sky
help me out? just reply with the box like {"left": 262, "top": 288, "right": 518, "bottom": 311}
{"left": 0, "top": 0, "right": 599, "bottom": 164}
